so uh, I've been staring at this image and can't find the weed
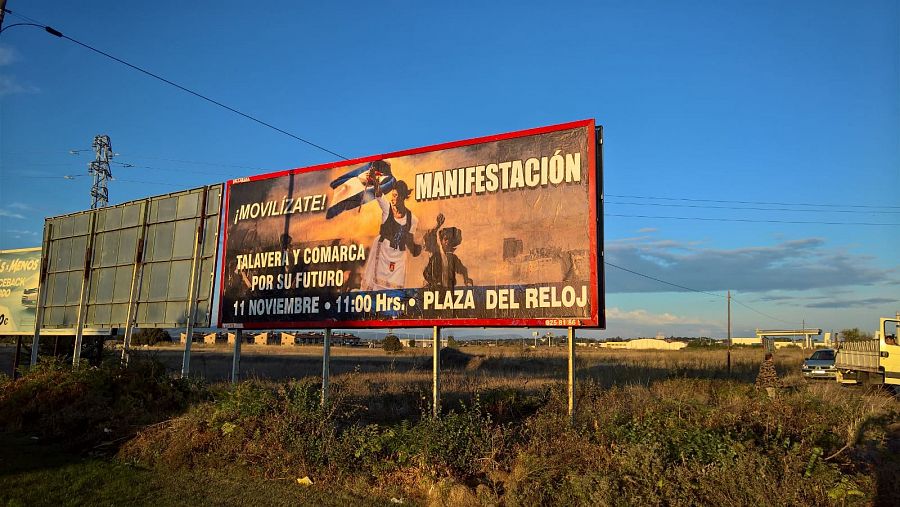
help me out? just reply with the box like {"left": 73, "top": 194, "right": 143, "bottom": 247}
{"left": 0, "top": 357, "right": 198, "bottom": 449}
{"left": 3, "top": 347, "right": 897, "bottom": 505}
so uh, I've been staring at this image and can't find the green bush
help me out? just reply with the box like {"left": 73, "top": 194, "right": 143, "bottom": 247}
{"left": 411, "top": 401, "right": 502, "bottom": 481}
{"left": 382, "top": 334, "right": 402, "bottom": 353}
{"left": 338, "top": 399, "right": 503, "bottom": 481}
{"left": 0, "top": 357, "right": 199, "bottom": 449}
{"left": 113, "top": 374, "right": 897, "bottom": 504}
{"left": 839, "top": 328, "right": 873, "bottom": 342}
{"left": 131, "top": 328, "right": 171, "bottom": 346}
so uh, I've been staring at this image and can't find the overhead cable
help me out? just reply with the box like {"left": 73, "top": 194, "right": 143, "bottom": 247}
{"left": 3, "top": 9, "right": 348, "bottom": 160}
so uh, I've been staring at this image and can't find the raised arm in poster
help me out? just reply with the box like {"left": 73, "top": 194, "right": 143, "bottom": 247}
{"left": 219, "top": 119, "right": 602, "bottom": 329}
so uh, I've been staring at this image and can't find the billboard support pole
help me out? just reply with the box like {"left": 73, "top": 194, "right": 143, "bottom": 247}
{"left": 321, "top": 328, "right": 331, "bottom": 406}
{"left": 596, "top": 125, "right": 606, "bottom": 330}
{"left": 121, "top": 202, "right": 149, "bottom": 366}
{"left": 181, "top": 187, "right": 210, "bottom": 378}
{"left": 231, "top": 328, "right": 241, "bottom": 383}
{"left": 73, "top": 213, "right": 98, "bottom": 368}
{"left": 12, "top": 336, "right": 22, "bottom": 379}
{"left": 432, "top": 326, "right": 441, "bottom": 418}
{"left": 30, "top": 223, "right": 52, "bottom": 367}
{"left": 568, "top": 327, "right": 576, "bottom": 422}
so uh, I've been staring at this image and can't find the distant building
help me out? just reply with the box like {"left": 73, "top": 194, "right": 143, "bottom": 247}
{"left": 399, "top": 338, "right": 448, "bottom": 348}
{"left": 254, "top": 331, "right": 277, "bottom": 345}
{"left": 599, "top": 338, "right": 687, "bottom": 350}
{"left": 240, "top": 331, "right": 361, "bottom": 346}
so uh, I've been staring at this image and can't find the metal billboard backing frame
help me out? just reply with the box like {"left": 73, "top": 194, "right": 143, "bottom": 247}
{"left": 31, "top": 184, "right": 223, "bottom": 369}
{"left": 72, "top": 212, "right": 98, "bottom": 366}
{"left": 30, "top": 225, "right": 52, "bottom": 367}
{"left": 181, "top": 187, "right": 211, "bottom": 377}
{"left": 121, "top": 202, "right": 150, "bottom": 365}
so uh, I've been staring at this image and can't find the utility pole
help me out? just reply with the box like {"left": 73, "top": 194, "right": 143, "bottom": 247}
{"left": 727, "top": 290, "right": 732, "bottom": 375}
{"left": 89, "top": 135, "right": 114, "bottom": 208}
{"left": 0, "top": 2, "right": 8, "bottom": 32}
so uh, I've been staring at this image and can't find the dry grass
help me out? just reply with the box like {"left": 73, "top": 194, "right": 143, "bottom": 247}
{"left": 7, "top": 345, "right": 897, "bottom": 505}
{"left": 123, "top": 344, "right": 809, "bottom": 425}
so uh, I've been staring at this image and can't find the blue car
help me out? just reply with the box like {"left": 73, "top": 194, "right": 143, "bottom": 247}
{"left": 802, "top": 349, "right": 836, "bottom": 379}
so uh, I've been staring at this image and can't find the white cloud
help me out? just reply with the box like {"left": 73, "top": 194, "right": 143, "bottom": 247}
{"left": 804, "top": 297, "right": 898, "bottom": 309}
{"left": 0, "top": 47, "right": 36, "bottom": 96}
{"left": 598, "top": 307, "right": 724, "bottom": 338}
{"left": 607, "top": 307, "right": 709, "bottom": 326}
{"left": 0, "top": 46, "right": 17, "bottom": 66}
{"left": 637, "top": 227, "right": 657, "bottom": 233}
{"left": 0, "top": 209, "right": 26, "bottom": 219}
{"left": 0, "top": 75, "right": 39, "bottom": 96}
{"left": 605, "top": 237, "right": 891, "bottom": 293}
{"left": 5, "top": 229, "right": 39, "bottom": 237}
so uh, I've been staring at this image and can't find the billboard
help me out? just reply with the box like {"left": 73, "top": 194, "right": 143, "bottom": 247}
{"left": 0, "top": 247, "right": 41, "bottom": 335}
{"left": 220, "top": 120, "right": 602, "bottom": 329}
{"left": 40, "top": 185, "right": 223, "bottom": 329}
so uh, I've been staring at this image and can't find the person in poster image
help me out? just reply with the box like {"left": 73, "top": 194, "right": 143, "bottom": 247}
{"left": 360, "top": 166, "right": 422, "bottom": 290}
{"left": 422, "top": 213, "right": 473, "bottom": 290}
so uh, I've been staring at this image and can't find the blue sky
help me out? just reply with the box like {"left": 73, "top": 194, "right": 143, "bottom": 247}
{"left": 1, "top": 0, "right": 897, "bottom": 338}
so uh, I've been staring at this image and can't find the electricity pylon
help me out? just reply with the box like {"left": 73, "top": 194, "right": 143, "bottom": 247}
{"left": 89, "top": 134, "right": 113, "bottom": 208}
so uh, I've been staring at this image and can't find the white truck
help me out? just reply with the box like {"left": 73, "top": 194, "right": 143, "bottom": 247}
{"left": 835, "top": 317, "right": 900, "bottom": 388}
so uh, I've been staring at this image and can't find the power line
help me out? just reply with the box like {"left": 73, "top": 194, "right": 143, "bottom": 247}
{"left": 0, "top": 22, "right": 43, "bottom": 35}
{"left": 2, "top": 9, "right": 41, "bottom": 24}
{"left": 3, "top": 9, "right": 348, "bottom": 161}
{"left": 16, "top": 174, "right": 84, "bottom": 179}
{"left": 604, "top": 261, "right": 725, "bottom": 299}
{"left": 606, "top": 200, "right": 900, "bottom": 215}
{"left": 605, "top": 261, "right": 798, "bottom": 326}
{"left": 606, "top": 193, "right": 900, "bottom": 210}
{"left": 14, "top": 172, "right": 195, "bottom": 189}
{"left": 730, "top": 297, "right": 796, "bottom": 326}
{"left": 0, "top": 162, "right": 86, "bottom": 167}
{"left": 606, "top": 213, "right": 900, "bottom": 227}
{"left": 111, "top": 160, "right": 231, "bottom": 177}
{"left": 110, "top": 177, "right": 183, "bottom": 188}
{"left": 118, "top": 155, "right": 262, "bottom": 171}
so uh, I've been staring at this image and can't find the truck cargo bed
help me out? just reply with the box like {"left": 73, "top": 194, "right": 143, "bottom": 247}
{"left": 835, "top": 340, "right": 880, "bottom": 373}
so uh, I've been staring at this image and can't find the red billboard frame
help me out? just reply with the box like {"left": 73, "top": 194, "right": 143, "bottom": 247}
{"left": 218, "top": 119, "right": 602, "bottom": 329}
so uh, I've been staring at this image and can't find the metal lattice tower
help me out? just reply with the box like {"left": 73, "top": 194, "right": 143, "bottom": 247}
{"left": 89, "top": 134, "right": 114, "bottom": 208}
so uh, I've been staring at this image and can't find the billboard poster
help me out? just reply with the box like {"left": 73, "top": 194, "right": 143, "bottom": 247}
{"left": 0, "top": 247, "right": 41, "bottom": 335}
{"left": 219, "top": 119, "right": 602, "bottom": 329}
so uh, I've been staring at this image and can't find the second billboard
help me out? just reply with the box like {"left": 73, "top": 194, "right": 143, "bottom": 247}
{"left": 220, "top": 120, "right": 602, "bottom": 329}
{"left": 0, "top": 247, "right": 41, "bottom": 335}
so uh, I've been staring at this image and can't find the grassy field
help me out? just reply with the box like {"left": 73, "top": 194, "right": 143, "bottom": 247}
{"left": 126, "top": 341, "right": 779, "bottom": 383}
{"left": 1, "top": 345, "right": 898, "bottom": 506}
{"left": 0, "top": 433, "right": 385, "bottom": 507}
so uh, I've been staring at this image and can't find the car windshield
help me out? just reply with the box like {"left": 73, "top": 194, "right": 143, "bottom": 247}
{"left": 809, "top": 350, "right": 835, "bottom": 361}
